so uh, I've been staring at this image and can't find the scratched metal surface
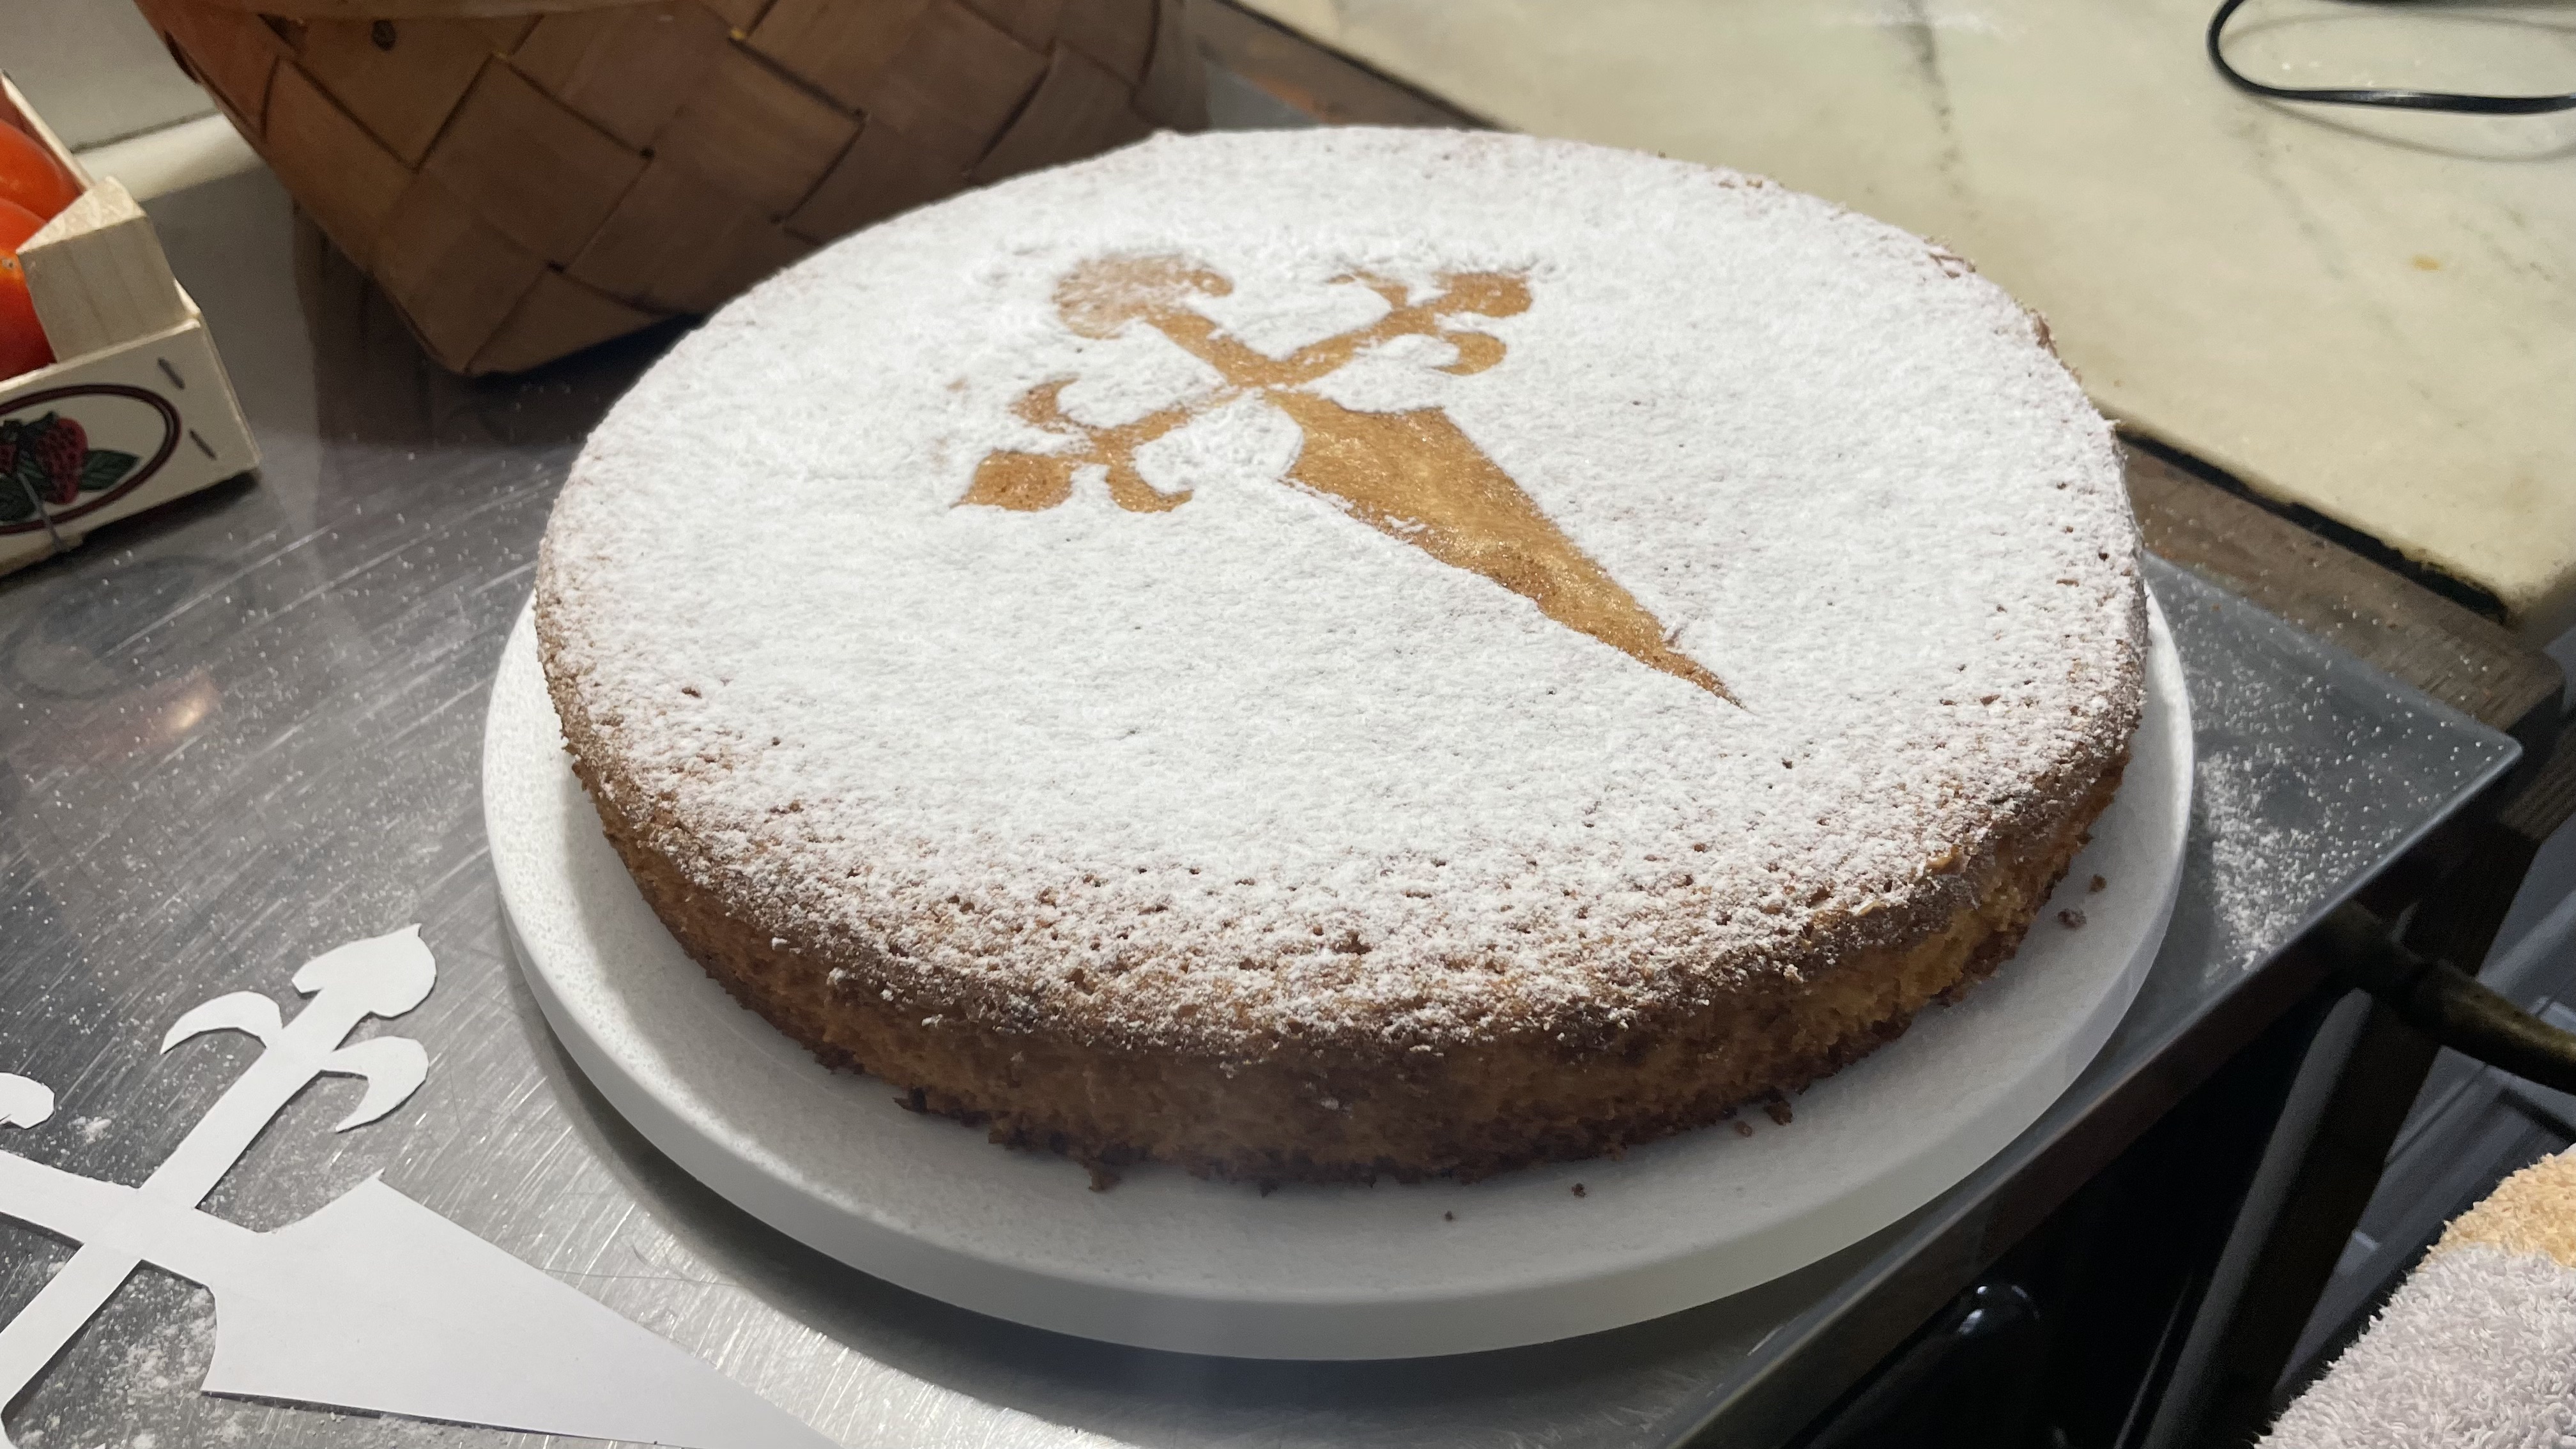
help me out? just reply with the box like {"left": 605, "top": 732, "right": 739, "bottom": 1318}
{"left": 0, "top": 157, "right": 2518, "bottom": 1449}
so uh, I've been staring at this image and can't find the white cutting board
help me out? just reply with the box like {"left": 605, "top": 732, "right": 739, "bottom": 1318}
{"left": 484, "top": 596, "right": 2189, "bottom": 1359}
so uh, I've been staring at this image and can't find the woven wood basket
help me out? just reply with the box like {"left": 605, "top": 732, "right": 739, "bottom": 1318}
{"left": 131, "top": 0, "right": 1207, "bottom": 374}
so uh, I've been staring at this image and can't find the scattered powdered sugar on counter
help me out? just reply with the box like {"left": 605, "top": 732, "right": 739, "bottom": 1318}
{"left": 2196, "top": 749, "right": 2333, "bottom": 969}
{"left": 2167, "top": 569, "right": 2453, "bottom": 976}
{"left": 535, "top": 128, "right": 2145, "bottom": 1052}
{"left": 8, "top": 1275, "right": 236, "bottom": 1449}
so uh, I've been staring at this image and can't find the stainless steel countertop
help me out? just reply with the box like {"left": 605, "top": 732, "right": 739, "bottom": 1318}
{"left": 0, "top": 158, "right": 2518, "bottom": 1449}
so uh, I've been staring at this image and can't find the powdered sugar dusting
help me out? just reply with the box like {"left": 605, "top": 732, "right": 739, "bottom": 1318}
{"left": 535, "top": 129, "right": 2142, "bottom": 1056}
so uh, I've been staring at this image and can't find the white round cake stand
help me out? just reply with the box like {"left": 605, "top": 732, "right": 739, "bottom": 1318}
{"left": 484, "top": 595, "right": 2190, "bottom": 1361}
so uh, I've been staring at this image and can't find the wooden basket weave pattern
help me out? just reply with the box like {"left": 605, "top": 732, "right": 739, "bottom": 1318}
{"left": 133, "top": 0, "right": 1207, "bottom": 373}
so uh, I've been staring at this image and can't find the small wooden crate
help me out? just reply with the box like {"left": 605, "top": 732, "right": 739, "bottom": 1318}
{"left": 0, "top": 75, "right": 260, "bottom": 579}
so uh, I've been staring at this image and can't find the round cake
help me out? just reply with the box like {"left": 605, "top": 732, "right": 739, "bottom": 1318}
{"left": 534, "top": 128, "right": 2145, "bottom": 1185}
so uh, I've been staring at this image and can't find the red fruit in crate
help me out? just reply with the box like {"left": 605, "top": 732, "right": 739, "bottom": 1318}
{"left": 0, "top": 199, "right": 39, "bottom": 247}
{"left": 0, "top": 197, "right": 52, "bottom": 380}
{"left": 0, "top": 123, "right": 79, "bottom": 222}
{"left": 26, "top": 413, "right": 84, "bottom": 505}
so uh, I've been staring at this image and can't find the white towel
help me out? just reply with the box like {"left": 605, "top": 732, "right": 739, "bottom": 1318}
{"left": 2265, "top": 1149, "right": 2576, "bottom": 1448}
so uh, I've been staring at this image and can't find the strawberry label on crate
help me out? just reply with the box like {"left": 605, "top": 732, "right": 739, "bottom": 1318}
{"left": 0, "top": 384, "right": 180, "bottom": 533}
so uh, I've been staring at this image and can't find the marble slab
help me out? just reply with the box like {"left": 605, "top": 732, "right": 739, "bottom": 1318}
{"left": 1238, "top": 0, "right": 2576, "bottom": 638}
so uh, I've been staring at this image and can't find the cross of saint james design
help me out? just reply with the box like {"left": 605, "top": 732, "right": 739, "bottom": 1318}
{"left": 961, "top": 256, "right": 1735, "bottom": 703}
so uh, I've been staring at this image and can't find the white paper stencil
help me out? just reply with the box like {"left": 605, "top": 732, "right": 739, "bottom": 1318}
{"left": 0, "top": 928, "right": 838, "bottom": 1449}
{"left": 483, "top": 595, "right": 2192, "bottom": 1360}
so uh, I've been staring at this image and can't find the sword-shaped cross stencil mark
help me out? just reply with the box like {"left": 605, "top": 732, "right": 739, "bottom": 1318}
{"left": 0, "top": 928, "right": 832, "bottom": 1448}
{"left": 962, "top": 254, "right": 1737, "bottom": 703}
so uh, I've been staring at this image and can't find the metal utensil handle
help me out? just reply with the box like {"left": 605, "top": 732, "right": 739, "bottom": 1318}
{"left": 2324, "top": 903, "right": 2576, "bottom": 1094}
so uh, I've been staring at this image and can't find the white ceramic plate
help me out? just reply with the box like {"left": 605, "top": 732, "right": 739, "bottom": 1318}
{"left": 484, "top": 593, "right": 2189, "bottom": 1360}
